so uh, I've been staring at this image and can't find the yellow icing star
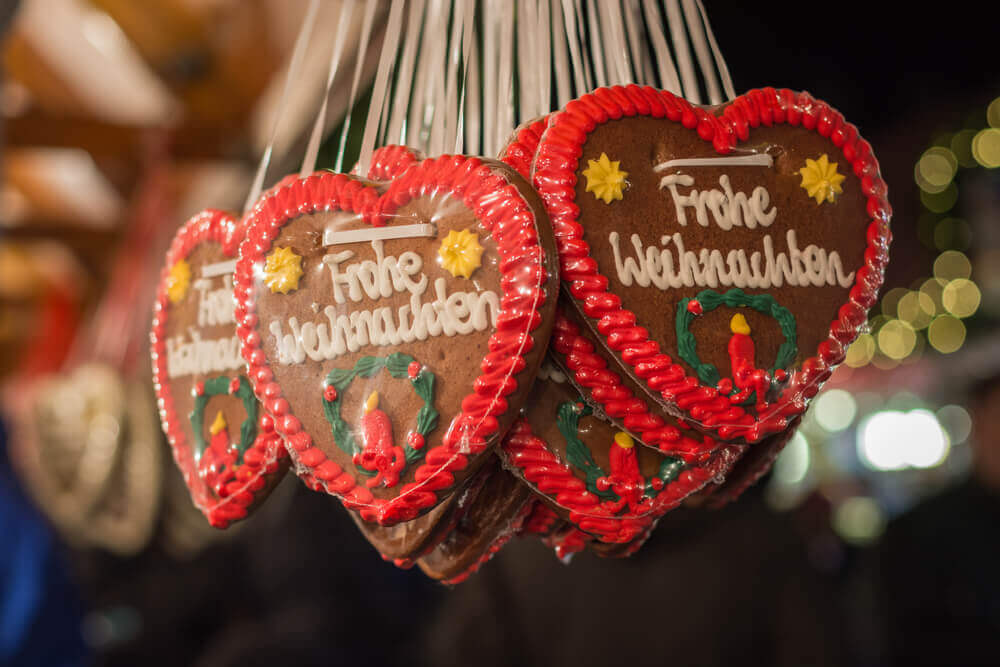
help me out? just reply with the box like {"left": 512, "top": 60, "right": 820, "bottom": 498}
{"left": 166, "top": 259, "right": 191, "bottom": 304}
{"left": 438, "top": 228, "right": 484, "bottom": 279}
{"left": 209, "top": 410, "right": 227, "bottom": 436}
{"left": 263, "top": 246, "right": 304, "bottom": 294}
{"left": 582, "top": 153, "right": 628, "bottom": 204}
{"left": 799, "top": 153, "right": 845, "bottom": 205}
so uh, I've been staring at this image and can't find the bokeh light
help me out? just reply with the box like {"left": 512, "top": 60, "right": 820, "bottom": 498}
{"left": 844, "top": 333, "right": 875, "bottom": 368}
{"left": 896, "top": 290, "right": 935, "bottom": 329}
{"left": 814, "top": 389, "right": 858, "bottom": 432}
{"left": 927, "top": 314, "right": 966, "bottom": 353}
{"left": 858, "top": 409, "right": 950, "bottom": 471}
{"left": 936, "top": 404, "right": 972, "bottom": 445}
{"left": 914, "top": 146, "right": 957, "bottom": 193}
{"left": 920, "top": 278, "right": 946, "bottom": 314}
{"left": 880, "top": 287, "right": 908, "bottom": 318}
{"left": 951, "top": 129, "right": 978, "bottom": 168}
{"left": 989, "top": 97, "right": 1000, "bottom": 128}
{"left": 773, "top": 431, "right": 810, "bottom": 486}
{"left": 933, "top": 217, "right": 971, "bottom": 251}
{"left": 941, "top": 278, "right": 981, "bottom": 318}
{"left": 920, "top": 182, "right": 958, "bottom": 212}
{"left": 933, "top": 250, "right": 972, "bottom": 281}
{"left": 972, "top": 128, "right": 1000, "bottom": 168}
{"left": 877, "top": 319, "right": 917, "bottom": 360}
{"left": 833, "top": 496, "right": 886, "bottom": 545}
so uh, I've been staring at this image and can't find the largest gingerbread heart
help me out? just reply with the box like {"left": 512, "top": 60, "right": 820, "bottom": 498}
{"left": 533, "top": 85, "right": 891, "bottom": 443}
{"left": 235, "top": 156, "right": 558, "bottom": 525}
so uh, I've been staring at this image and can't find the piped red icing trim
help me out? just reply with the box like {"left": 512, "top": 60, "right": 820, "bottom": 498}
{"left": 150, "top": 209, "right": 285, "bottom": 528}
{"left": 532, "top": 85, "right": 891, "bottom": 442}
{"left": 235, "top": 157, "right": 550, "bottom": 525}
{"left": 519, "top": 499, "right": 561, "bottom": 536}
{"left": 500, "top": 417, "right": 740, "bottom": 544}
{"left": 367, "top": 145, "right": 423, "bottom": 180}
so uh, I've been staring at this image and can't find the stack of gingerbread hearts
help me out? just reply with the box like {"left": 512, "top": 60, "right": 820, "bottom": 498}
{"left": 494, "top": 84, "right": 890, "bottom": 557}
{"left": 151, "top": 84, "right": 890, "bottom": 582}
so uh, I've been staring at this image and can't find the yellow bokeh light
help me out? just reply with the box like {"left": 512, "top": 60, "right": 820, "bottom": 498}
{"left": 915, "top": 147, "right": 957, "bottom": 193}
{"left": 972, "top": 128, "right": 1000, "bottom": 168}
{"left": 928, "top": 315, "right": 966, "bottom": 353}
{"left": 877, "top": 319, "right": 917, "bottom": 360}
{"left": 933, "top": 250, "right": 972, "bottom": 281}
{"left": 951, "top": 129, "right": 978, "bottom": 168}
{"left": 941, "top": 279, "right": 981, "bottom": 318}
{"left": 880, "top": 287, "right": 909, "bottom": 318}
{"left": 896, "top": 290, "right": 936, "bottom": 330}
{"left": 933, "top": 217, "right": 972, "bottom": 251}
{"left": 920, "top": 182, "right": 958, "bottom": 213}
{"left": 871, "top": 353, "right": 901, "bottom": 371}
{"left": 920, "top": 278, "right": 946, "bottom": 314}
{"left": 845, "top": 333, "right": 875, "bottom": 368}
{"left": 988, "top": 97, "right": 1000, "bottom": 129}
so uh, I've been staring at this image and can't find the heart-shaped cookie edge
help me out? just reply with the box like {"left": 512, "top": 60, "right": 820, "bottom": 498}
{"left": 150, "top": 208, "right": 287, "bottom": 528}
{"left": 533, "top": 85, "right": 891, "bottom": 442}
{"left": 235, "top": 158, "right": 557, "bottom": 525}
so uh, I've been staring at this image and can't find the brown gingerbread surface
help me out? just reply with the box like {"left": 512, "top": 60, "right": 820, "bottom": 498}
{"left": 573, "top": 115, "right": 868, "bottom": 388}
{"left": 243, "top": 160, "right": 558, "bottom": 519}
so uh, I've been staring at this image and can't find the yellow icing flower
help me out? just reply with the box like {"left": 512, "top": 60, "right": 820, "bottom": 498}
{"left": 582, "top": 153, "right": 628, "bottom": 204}
{"left": 438, "top": 228, "right": 484, "bottom": 279}
{"left": 166, "top": 259, "right": 191, "bottom": 304}
{"left": 799, "top": 153, "right": 845, "bottom": 205}
{"left": 263, "top": 246, "right": 304, "bottom": 294}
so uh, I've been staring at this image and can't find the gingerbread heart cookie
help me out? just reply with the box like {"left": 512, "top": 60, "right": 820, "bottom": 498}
{"left": 500, "top": 359, "right": 743, "bottom": 545}
{"left": 532, "top": 85, "right": 890, "bottom": 442}
{"left": 151, "top": 209, "right": 288, "bottom": 528}
{"left": 416, "top": 456, "right": 533, "bottom": 584}
{"left": 235, "top": 155, "right": 558, "bottom": 525}
{"left": 349, "top": 457, "right": 493, "bottom": 568}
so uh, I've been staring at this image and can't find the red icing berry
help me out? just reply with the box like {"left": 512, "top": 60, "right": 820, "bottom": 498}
{"left": 229, "top": 377, "right": 241, "bottom": 394}
{"left": 407, "top": 362, "right": 421, "bottom": 379}
{"left": 408, "top": 432, "right": 425, "bottom": 450}
{"left": 194, "top": 381, "right": 205, "bottom": 396}
{"left": 324, "top": 385, "right": 338, "bottom": 402}
{"left": 687, "top": 300, "right": 703, "bottom": 315}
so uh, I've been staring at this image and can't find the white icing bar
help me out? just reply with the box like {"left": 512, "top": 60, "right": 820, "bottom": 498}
{"left": 201, "top": 260, "right": 237, "bottom": 278}
{"left": 323, "top": 223, "right": 437, "bottom": 247}
{"left": 653, "top": 154, "right": 774, "bottom": 172}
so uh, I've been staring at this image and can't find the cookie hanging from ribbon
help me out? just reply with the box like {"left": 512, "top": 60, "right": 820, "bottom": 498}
{"left": 530, "top": 85, "right": 891, "bottom": 443}
{"left": 151, "top": 209, "right": 288, "bottom": 528}
{"left": 235, "top": 154, "right": 559, "bottom": 526}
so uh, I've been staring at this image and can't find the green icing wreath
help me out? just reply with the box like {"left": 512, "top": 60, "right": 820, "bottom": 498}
{"left": 557, "top": 400, "right": 683, "bottom": 505}
{"left": 189, "top": 375, "right": 258, "bottom": 463}
{"left": 675, "top": 288, "right": 798, "bottom": 388}
{"left": 321, "top": 352, "right": 437, "bottom": 475}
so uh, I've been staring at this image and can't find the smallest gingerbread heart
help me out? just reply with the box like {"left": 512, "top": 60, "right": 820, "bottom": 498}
{"left": 151, "top": 209, "right": 288, "bottom": 528}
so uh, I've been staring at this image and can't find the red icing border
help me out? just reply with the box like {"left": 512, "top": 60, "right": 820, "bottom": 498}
{"left": 499, "top": 417, "right": 740, "bottom": 544}
{"left": 235, "top": 157, "right": 552, "bottom": 525}
{"left": 150, "top": 209, "right": 286, "bottom": 528}
{"left": 532, "top": 85, "right": 891, "bottom": 442}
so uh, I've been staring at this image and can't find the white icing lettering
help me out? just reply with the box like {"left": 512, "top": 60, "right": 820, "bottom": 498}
{"left": 608, "top": 230, "right": 855, "bottom": 291}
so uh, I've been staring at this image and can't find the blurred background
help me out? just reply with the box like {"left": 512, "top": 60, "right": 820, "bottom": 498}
{"left": 1, "top": 1, "right": 999, "bottom": 665}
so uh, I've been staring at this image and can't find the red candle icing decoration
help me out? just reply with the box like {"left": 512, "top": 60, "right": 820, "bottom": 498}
{"left": 727, "top": 314, "right": 771, "bottom": 406}
{"left": 355, "top": 391, "right": 406, "bottom": 489}
{"left": 596, "top": 431, "right": 646, "bottom": 513}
